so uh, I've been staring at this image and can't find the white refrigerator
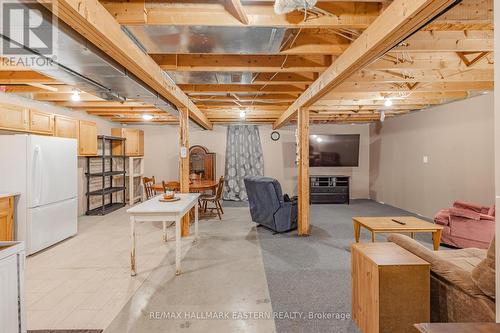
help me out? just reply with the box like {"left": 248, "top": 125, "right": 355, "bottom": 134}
{"left": 0, "top": 135, "right": 78, "bottom": 255}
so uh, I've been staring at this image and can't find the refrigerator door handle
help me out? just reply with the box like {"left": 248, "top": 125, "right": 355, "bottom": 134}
{"left": 33, "top": 145, "right": 43, "bottom": 207}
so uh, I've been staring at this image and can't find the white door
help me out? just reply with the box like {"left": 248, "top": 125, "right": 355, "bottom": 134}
{"left": 27, "top": 198, "right": 78, "bottom": 254}
{"left": 28, "top": 135, "right": 77, "bottom": 208}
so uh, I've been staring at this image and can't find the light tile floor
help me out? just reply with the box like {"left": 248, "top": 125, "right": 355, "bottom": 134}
{"left": 26, "top": 208, "right": 187, "bottom": 330}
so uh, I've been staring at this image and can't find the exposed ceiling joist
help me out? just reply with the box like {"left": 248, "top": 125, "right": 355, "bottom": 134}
{"left": 103, "top": 1, "right": 381, "bottom": 28}
{"left": 46, "top": 0, "right": 212, "bottom": 129}
{"left": 273, "top": 0, "right": 460, "bottom": 129}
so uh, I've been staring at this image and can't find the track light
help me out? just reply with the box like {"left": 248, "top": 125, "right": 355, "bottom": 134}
{"left": 71, "top": 90, "right": 81, "bottom": 102}
{"left": 142, "top": 114, "right": 153, "bottom": 121}
{"left": 380, "top": 110, "right": 386, "bottom": 122}
{"left": 384, "top": 99, "right": 393, "bottom": 107}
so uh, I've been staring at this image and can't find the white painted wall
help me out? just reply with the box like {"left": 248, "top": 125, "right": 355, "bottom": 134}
{"left": 369, "top": 94, "right": 495, "bottom": 219}
{"left": 129, "top": 123, "right": 371, "bottom": 198}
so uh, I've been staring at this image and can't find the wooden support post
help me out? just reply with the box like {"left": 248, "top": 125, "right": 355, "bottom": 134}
{"left": 179, "top": 107, "right": 190, "bottom": 237}
{"left": 297, "top": 107, "right": 310, "bottom": 236}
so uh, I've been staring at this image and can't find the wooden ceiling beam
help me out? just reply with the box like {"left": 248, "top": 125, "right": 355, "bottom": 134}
{"left": 47, "top": 0, "right": 212, "bottom": 129}
{"left": 153, "top": 54, "right": 332, "bottom": 73}
{"left": 0, "top": 71, "right": 60, "bottom": 84}
{"left": 223, "top": 0, "right": 249, "bottom": 25}
{"left": 327, "top": 81, "right": 493, "bottom": 94}
{"left": 104, "top": 1, "right": 381, "bottom": 28}
{"left": 347, "top": 68, "right": 493, "bottom": 83}
{"left": 273, "top": 0, "right": 463, "bottom": 129}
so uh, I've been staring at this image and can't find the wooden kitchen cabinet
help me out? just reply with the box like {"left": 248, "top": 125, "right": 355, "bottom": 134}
{"left": 78, "top": 120, "right": 98, "bottom": 156}
{"left": 111, "top": 128, "right": 144, "bottom": 156}
{"left": 54, "top": 115, "right": 79, "bottom": 139}
{"left": 29, "top": 110, "right": 54, "bottom": 135}
{"left": 0, "top": 196, "right": 14, "bottom": 241}
{"left": 0, "top": 104, "right": 29, "bottom": 132}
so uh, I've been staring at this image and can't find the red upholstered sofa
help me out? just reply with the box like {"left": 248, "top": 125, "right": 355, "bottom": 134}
{"left": 434, "top": 201, "right": 495, "bottom": 249}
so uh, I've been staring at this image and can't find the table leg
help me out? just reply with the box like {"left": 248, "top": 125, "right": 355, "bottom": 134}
{"left": 410, "top": 232, "right": 415, "bottom": 239}
{"left": 130, "top": 216, "right": 136, "bottom": 277}
{"left": 371, "top": 232, "right": 376, "bottom": 242}
{"left": 353, "top": 220, "right": 361, "bottom": 243}
{"left": 175, "top": 216, "right": 182, "bottom": 276}
{"left": 162, "top": 221, "right": 167, "bottom": 242}
{"left": 194, "top": 201, "right": 199, "bottom": 244}
{"left": 432, "top": 229, "right": 442, "bottom": 251}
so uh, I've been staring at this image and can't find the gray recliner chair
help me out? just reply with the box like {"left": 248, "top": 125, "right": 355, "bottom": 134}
{"left": 244, "top": 176, "right": 298, "bottom": 233}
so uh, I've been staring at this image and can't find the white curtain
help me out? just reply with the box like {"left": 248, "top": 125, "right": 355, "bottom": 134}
{"left": 223, "top": 125, "right": 264, "bottom": 201}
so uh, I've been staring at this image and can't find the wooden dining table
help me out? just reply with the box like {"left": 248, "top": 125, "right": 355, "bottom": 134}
{"left": 152, "top": 179, "right": 218, "bottom": 193}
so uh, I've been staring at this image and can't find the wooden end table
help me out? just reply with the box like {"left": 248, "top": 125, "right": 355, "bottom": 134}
{"left": 352, "top": 216, "right": 443, "bottom": 251}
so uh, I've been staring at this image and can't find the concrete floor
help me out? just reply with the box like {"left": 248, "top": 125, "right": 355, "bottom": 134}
{"left": 26, "top": 205, "right": 275, "bottom": 332}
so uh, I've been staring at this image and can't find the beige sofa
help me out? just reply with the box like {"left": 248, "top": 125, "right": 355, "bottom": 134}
{"left": 387, "top": 234, "right": 495, "bottom": 323}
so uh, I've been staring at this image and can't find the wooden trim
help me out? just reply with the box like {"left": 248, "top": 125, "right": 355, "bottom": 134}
{"left": 179, "top": 107, "right": 190, "bottom": 237}
{"left": 297, "top": 107, "right": 310, "bottom": 236}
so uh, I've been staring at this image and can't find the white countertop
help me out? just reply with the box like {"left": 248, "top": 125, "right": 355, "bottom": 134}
{"left": 0, "top": 192, "right": 20, "bottom": 199}
{"left": 127, "top": 193, "right": 199, "bottom": 215}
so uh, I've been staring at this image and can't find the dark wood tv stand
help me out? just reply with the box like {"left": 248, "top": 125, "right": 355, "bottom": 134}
{"left": 310, "top": 176, "right": 350, "bottom": 204}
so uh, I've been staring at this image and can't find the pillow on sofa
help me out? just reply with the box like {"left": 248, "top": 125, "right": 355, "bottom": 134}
{"left": 488, "top": 206, "right": 495, "bottom": 217}
{"left": 449, "top": 207, "right": 481, "bottom": 220}
{"left": 471, "top": 238, "right": 495, "bottom": 299}
{"left": 453, "top": 201, "right": 484, "bottom": 213}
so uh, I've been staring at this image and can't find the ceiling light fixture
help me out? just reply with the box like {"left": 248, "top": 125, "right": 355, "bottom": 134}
{"left": 316, "top": 137, "right": 323, "bottom": 143}
{"left": 239, "top": 110, "right": 246, "bottom": 119}
{"left": 384, "top": 99, "right": 393, "bottom": 107}
{"left": 71, "top": 90, "right": 81, "bottom": 102}
{"left": 142, "top": 114, "right": 153, "bottom": 121}
{"left": 380, "top": 110, "right": 386, "bottom": 122}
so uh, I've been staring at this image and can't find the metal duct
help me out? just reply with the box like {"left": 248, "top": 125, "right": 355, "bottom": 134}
{"left": 0, "top": 2, "right": 178, "bottom": 117}
{"left": 167, "top": 71, "right": 255, "bottom": 85}
{"left": 125, "top": 26, "right": 286, "bottom": 54}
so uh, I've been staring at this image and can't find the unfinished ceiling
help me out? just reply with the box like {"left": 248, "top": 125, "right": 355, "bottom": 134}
{"left": 0, "top": 0, "right": 494, "bottom": 126}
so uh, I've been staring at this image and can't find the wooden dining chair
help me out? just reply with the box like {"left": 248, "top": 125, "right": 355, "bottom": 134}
{"left": 200, "top": 176, "right": 224, "bottom": 220}
{"left": 143, "top": 176, "right": 156, "bottom": 199}
{"left": 163, "top": 181, "right": 180, "bottom": 192}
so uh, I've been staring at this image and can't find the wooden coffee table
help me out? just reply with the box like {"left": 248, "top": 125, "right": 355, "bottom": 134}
{"left": 352, "top": 216, "right": 443, "bottom": 251}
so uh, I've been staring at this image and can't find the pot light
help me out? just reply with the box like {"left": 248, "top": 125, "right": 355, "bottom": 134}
{"left": 384, "top": 99, "right": 393, "bottom": 107}
{"left": 380, "top": 110, "right": 386, "bottom": 122}
{"left": 316, "top": 137, "right": 323, "bottom": 143}
{"left": 71, "top": 90, "right": 80, "bottom": 102}
{"left": 142, "top": 114, "right": 153, "bottom": 121}
{"left": 239, "top": 110, "right": 246, "bottom": 119}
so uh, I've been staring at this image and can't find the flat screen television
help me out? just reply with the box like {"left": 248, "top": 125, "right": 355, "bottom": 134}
{"left": 309, "top": 134, "right": 360, "bottom": 167}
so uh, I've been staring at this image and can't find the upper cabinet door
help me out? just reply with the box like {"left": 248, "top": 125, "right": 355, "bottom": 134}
{"left": 29, "top": 110, "right": 54, "bottom": 135}
{"left": 111, "top": 128, "right": 144, "bottom": 156}
{"left": 54, "top": 115, "right": 78, "bottom": 139}
{"left": 78, "top": 120, "right": 98, "bottom": 156}
{"left": 0, "top": 104, "right": 29, "bottom": 132}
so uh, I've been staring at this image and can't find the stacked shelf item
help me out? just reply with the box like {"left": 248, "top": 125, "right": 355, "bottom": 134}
{"left": 126, "top": 156, "right": 144, "bottom": 204}
{"left": 85, "top": 135, "right": 126, "bottom": 215}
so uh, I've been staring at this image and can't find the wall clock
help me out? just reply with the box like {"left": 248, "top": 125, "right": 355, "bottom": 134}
{"left": 271, "top": 131, "right": 280, "bottom": 141}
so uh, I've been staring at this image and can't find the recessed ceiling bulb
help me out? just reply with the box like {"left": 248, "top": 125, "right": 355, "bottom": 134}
{"left": 316, "top": 137, "right": 323, "bottom": 143}
{"left": 384, "top": 99, "right": 393, "bottom": 107}
{"left": 142, "top": 114, "right": 153, "bottom": 121}
{"left": 239, "top": 111, "right": 246, "bottom": 118}
{"left": 71, "top": 90, "right": 80, "bottom": 102}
